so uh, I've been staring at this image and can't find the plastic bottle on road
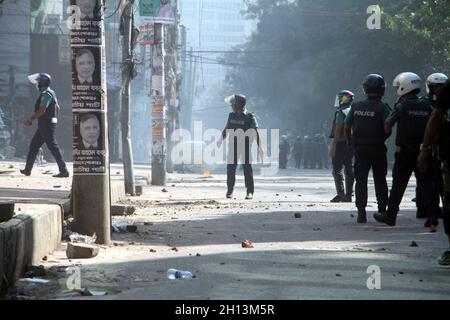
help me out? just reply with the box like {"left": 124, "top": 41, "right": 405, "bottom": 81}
{"left": 167, "top": 268, "right": 196, "bottom": 280}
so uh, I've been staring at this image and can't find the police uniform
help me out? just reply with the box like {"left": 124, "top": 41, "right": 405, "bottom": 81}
{"left": 302, "top": 136, "right": 312, "bottom": 169}
{"left": 222, "top": 110, "right": 258, "bottom": 195}
{"left": 24, "top": 88, "right": 68, "bottom": 175}
{"left": 345, "top": 98, "right": 390, "bottom": 213}
{"left": 293, "top": 138, "right": 303, "bottom": 169}
{"left": 279, "top": 137, "right": 290, "bottom": 169}
{"left": 436, "top": 81, "right": 450, "bottom": 237}
{"left": 330, "top": 109, "right": 354, "bottom": 200}
{"left": 416, "top": 97, "right": 444, "bottom": 221}
{"left": 384, "top": 96, "right": 440, "bottom": 224}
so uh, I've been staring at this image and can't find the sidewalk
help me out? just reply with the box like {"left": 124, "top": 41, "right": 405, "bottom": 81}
{"left": 0, "top": 160, "right": 126, "bottom": 294}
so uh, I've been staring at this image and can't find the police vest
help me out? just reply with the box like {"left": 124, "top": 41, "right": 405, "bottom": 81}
{"left": 329, "top": 110, "right": 346, "bottom": 142}
{"left": 439, "top": 116, "right": 450, "bottom": 162}
{"left": 395, "top": 97, "right": 432, "bottom": 147}
{"left": 351, "top": 99, "right": 386, "bottom": 145}
{"left": 227, "top": 112, "right": 256, "bottom": 132}
{"left": 35, "top": 89, "right": 57, "bottom": 125}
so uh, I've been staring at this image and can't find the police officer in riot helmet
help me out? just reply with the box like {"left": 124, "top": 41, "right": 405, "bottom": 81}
{"left": 217, "top": 94, "right": 264, "bottom": 200}
{"left": 344, "top": 74, "right": 391, "bottom": 223}
{"left": 374, "top": 73, "right": 440, "bottom": 231}
{"left": 329, "top": 90, "right": 355, "bottom": 203}
{"left": 417, "top": 79, "right": 450, "bottom": 265}
{"left": 21, "top": 73, "right": 69, "bottom": 178}
{"left": 415, "top": 73, "right": 448, "bottom": 222}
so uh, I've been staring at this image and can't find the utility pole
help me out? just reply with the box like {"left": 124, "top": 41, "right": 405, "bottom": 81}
{"left": 189, "top": 49, "right": 197, "bottom": 133}
{"left": 165, "top": 18, "right": 179, "bottom": 173}
{"left": 151, "top": 23, "right": 166, "bottom": 185}
{"left": 120, "top": 0, "right": 136, "bottom": 195}
{"left": 70, "top": 0, "right": 110, "bottom": 245}
{"left": 7, "top": 66, "right": 16, "bottom": 147}
{"left": 179, "top": 25, "right": 187, "bottom": 129}
{"left": 184, "top": 47, "right": 194, "bottom": 132}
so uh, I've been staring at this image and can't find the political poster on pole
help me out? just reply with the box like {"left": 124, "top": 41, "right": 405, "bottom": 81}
{"left": 71, "top": 46, "right": 103, "bottom": 110}
{"left": 68, "top": 0, "right": 102, "bottom": 46}
{"left": 73, "top": 112, "right": 107, "bottom": 175}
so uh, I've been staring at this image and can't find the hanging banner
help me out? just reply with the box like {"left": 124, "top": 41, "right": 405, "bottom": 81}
{"left": 152, "top": 95, "right": 164, "bottom": 117}
{"left": 139, "top": 0, "right": 176, "bottom": 25}
{"left": 138, "top": 23, "right": 155, "bottom": 45}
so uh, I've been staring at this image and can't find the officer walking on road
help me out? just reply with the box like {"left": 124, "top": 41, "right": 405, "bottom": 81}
{"left": 345, "top": 74, "right": 391, "bottom": 223}
{"left": 329, "top": 90, "right": 354, "bottom": 203}
{"left": 417, "top": 79, "right": 450, "bottom": 265}
{"left": 374, "top": 73, "right": 440, "bottom": 230}
{"left": 217, "top": 94, "right": 264, "bottom": 200}
{"left": 20, "top": 73, "right": 69, "bottom": 178}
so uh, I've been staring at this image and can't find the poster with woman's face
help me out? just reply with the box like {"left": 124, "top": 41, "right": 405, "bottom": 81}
{"left": 72, "top": 46, "right": 103, "bottom": 110}
{"left": 69, "top": 0, "right": 102, "bottom": 45}
{"left": 73, "top": 112, "right": 106, "bottom": 175}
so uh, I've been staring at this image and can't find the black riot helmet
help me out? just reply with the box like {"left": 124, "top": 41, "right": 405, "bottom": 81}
{"left": 225, "top": 94, "right": 247, "bottom": 110}
{"left": 436, "top": 79, "right": 450, "bottom": 109}
{"left": 363, "top": 74, "right": 386, "bottom": 98}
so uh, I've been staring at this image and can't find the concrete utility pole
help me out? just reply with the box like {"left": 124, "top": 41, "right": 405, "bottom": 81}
{"left": 151, "top": 23, "right": 166, "bottom": 186}
{"left": 165, "top": 21, "right": 179, "bottom": 174}
{"left": 179, "top": 25, "right": 187, "bottom": 129}
{"left": 189, "top": 48, "right": 197, "bottom": 132}
{"left": 70, "top": 0, "right": 110, "bottom": 245}
{"left": 120, "top": 0, "right": 136, "bottom": 195}
{"left": 7, "top": 66, "right": 16, "bottom": 146}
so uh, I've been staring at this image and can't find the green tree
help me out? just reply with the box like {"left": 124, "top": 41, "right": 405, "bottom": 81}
{"left": 226, "top": 0, "right": 449, "bottom": 135}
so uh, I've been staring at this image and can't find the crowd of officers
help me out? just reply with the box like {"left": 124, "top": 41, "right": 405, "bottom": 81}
{"left": 279, "top": 134, "right": 329, "bottom": 170}
{"left": 329, "top": 72, "right": 450, "bottom": 266}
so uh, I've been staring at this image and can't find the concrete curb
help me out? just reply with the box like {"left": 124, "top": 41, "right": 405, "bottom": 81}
{"left": 0, "top": 204, "right": 62, "bottom": 294}
{"left": 111, "top": 181, "right": 126, "bottom": 203}
{"left": 0, "top": 180, "right": 126, "bottom": 294}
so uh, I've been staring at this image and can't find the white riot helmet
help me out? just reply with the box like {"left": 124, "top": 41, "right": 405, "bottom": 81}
{"left": 426, "top": 73, "right": 448, "bottom": 95}
{"left": 392, "top": 72, "right": 422, "bottom": 97}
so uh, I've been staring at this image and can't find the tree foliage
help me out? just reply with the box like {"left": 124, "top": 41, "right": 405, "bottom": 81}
{"left": 225, "top": 0, "right": 450, "bottom": 136}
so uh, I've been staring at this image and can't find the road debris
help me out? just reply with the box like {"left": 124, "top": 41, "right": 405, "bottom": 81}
{"left": 69, "top": 232, "right": 97, "bottom": 244}
{"left": 66, "top": 243, "right": 100, "bottom": 259}
{"left": 241, "top": 240, "right": 254, "bottom": 248}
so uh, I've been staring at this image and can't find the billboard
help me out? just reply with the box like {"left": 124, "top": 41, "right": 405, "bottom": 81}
{"left": 139, "top": 0, "right": 176, "bottom": 25}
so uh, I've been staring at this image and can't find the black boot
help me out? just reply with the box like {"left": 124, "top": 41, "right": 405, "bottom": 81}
{"left": 330, "top": 195, "right": 345, "bottom": 203}
{"left": 357, "top": 209, "right": 367, "bottom": 224}
{"left": 373, "top": 212, "right": 396, "bottom": 226}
